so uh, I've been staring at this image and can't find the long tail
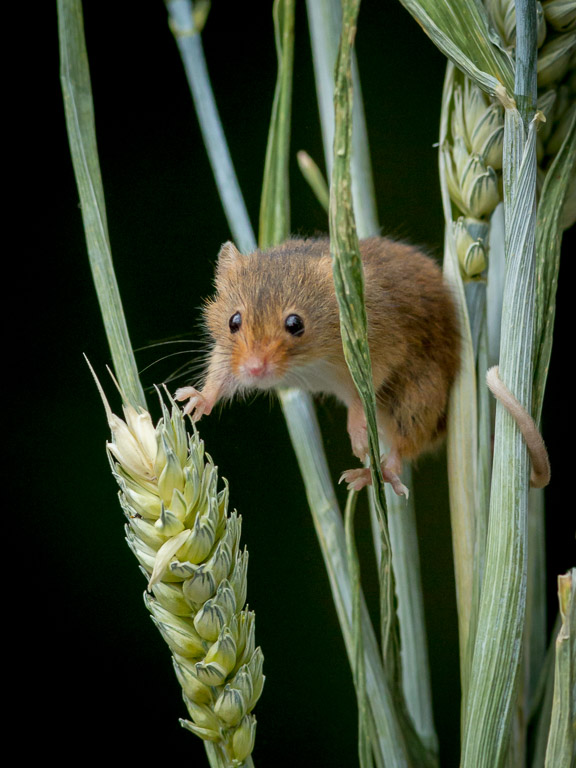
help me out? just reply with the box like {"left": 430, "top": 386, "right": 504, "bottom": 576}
{"left": 486, "top": 365, "right": 551, "bottom": 489}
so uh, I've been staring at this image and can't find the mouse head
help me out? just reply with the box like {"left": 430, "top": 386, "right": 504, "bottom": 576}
{"left": 204, "top": 241, "right": 341, "bottom": 391}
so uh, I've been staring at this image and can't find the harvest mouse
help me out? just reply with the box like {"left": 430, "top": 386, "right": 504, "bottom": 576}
{"left": 175, "top": 237, "right": 461, "bottom": 496}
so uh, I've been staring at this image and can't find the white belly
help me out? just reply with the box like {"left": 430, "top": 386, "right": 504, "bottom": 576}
{"left": 278, "top": 358, "right": 357, "bottom": 406}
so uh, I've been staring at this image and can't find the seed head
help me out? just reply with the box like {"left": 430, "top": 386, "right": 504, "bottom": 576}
{"left": 92, "top": 371, "right": 264, "bottom": 765}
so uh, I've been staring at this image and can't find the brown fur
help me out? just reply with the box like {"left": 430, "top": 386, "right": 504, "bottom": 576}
{"left": 195, "top": 236, "right": 460, "bottom": 466}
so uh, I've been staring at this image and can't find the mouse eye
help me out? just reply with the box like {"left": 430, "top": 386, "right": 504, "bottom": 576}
{"left": 285, "top": 314, "right": 305, "bottom": 337}
{"left": 229, "top": 312, "right": 242, "bottom": 333}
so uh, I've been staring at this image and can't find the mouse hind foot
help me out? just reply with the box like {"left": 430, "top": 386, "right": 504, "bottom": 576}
{"left": 339, "top": 452, "right": 409, "bottom": 498}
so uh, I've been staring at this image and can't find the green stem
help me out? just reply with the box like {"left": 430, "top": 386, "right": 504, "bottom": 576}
{"left": 165, "top": 0, "right": 255, "bottom": 254}
{"left": 306, "top": 0, "right": 379, "bottom": 236}
{"left": 280, "top": 390, "right": 412, "bottom": 767}
{"left": 310, "top": 0, "right": 436, "bottom": 752}
{"left": 513, "top": 0, "right": 537, "bottom": 125}
{"left": 370, "top": 474, "right": 438, "bottom": 756}
{"left": 345, "top": 489, "right": 372, "bottom": 768}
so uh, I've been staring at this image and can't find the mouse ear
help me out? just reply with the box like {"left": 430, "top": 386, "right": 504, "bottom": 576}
{"left": 216, "top": 241, "right": 242, "bottom": 276}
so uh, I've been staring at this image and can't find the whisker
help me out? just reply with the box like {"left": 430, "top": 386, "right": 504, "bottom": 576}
{"left": 162, "top": 367, "right": 205, "bottom": 387}
{"left": 143, "top": 359, "right": 208, "bottom": 392}
{"left": 282, "top": 368, "right": 312, "bottom": 390}
{"left": 135, "top": 338, "right": 206, "bottom": 352}
{"left": 265, "top": 389, "right": 278, "bottom": 413}
{"left": 138, "top": 349, "right": 205, "bottom": 375}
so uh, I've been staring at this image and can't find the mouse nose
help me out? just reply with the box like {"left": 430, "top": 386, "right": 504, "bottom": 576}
{"left": 244, "top": 356, "right": 268, "bottom": 377}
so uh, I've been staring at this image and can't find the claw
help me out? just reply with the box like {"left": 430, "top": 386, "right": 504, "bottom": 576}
{"left": 381, "top": 466, "right": 409, "bottom": 498}
{"left": 173, "top": 386, "right": 211, "bottom": 421}
{"left": 174, "top": 386, "right": 198, "bottom": 401}
{"left": 339, "top": 467, "right": 372, "bottom": 491}
{"left": 339, "top": 462, "right": 409, "bottom": 498}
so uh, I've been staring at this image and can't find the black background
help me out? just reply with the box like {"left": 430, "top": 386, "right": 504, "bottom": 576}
{"left": 25, "top": 1, "right": 573, "bottom": 764}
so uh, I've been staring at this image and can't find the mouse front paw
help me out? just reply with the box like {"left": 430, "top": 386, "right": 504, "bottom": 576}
{"left": 174, "top": 386, "right": 213, "bottom": 421}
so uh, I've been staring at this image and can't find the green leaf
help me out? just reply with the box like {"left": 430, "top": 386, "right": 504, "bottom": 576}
{"left": 462, "top": 4, "right": 540, "bottom": 758}
{"left": 259, "top": 0, "right": 295, "bottom": 248}
{"left": 329, "top": 3, "right": 438, "bottom": 767}
{"left": 58, "top": 0, "right": 146, "bottom": 409}
{"left": 397, "top": 0, "right": 515, "bottom": 97}
{"left": 438, "top": 63, "right": 479, "bottom": 691}
{"left": 296, "top": 150, "right": 330, "bottom": 213}
{"left": 330, "top": 0, "right": 397, "bottom": 672}
{"left": 545, "top": 571, "right": 575, "bottom": 768}
{"left": 533, "top": 108, "right": 576, "bottom": 422}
